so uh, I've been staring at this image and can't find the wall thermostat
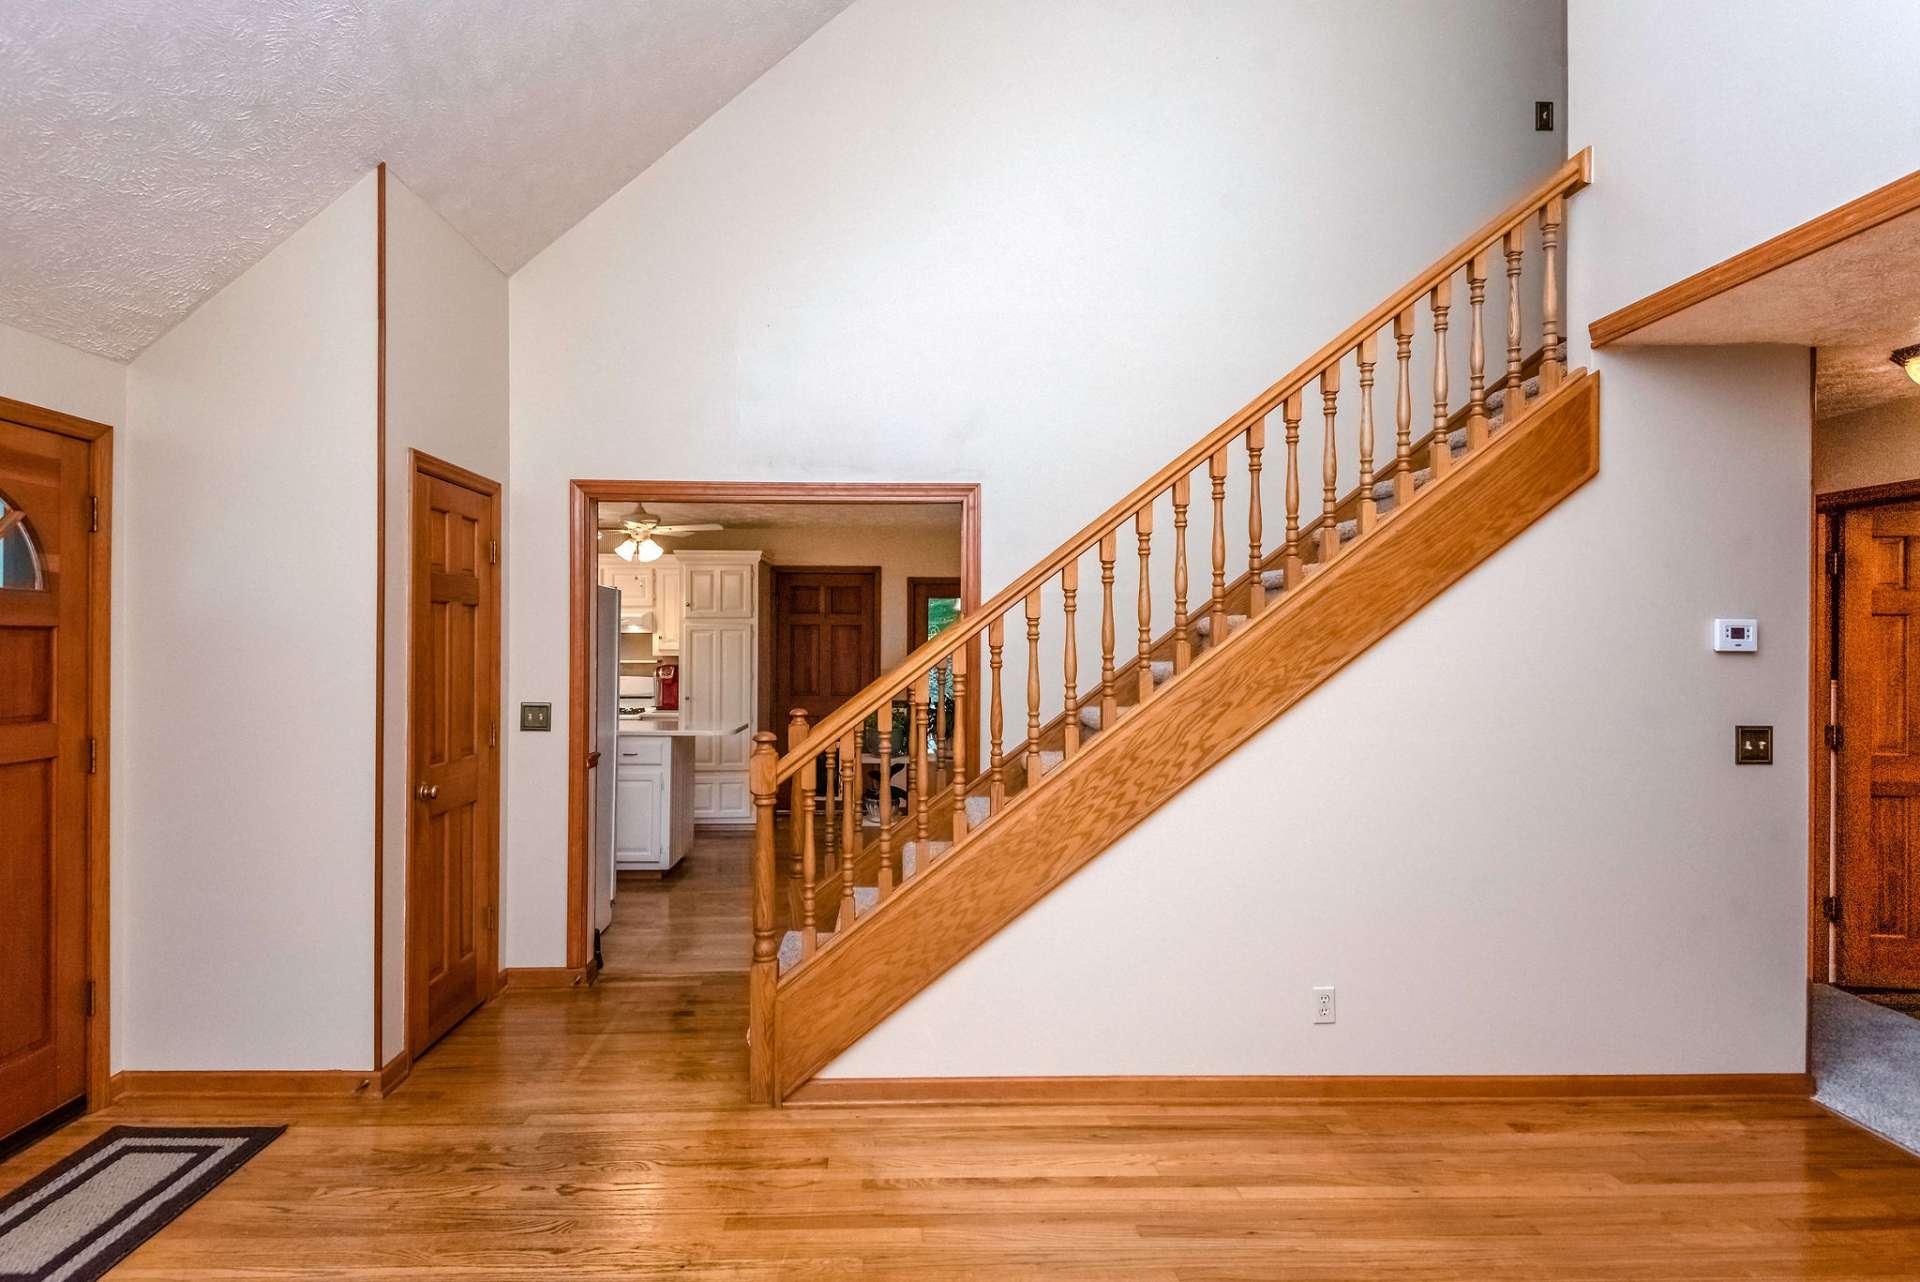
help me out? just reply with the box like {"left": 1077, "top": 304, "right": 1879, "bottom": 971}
{"left": 1713, "top": 619, "right": 1758, "bottom": 653}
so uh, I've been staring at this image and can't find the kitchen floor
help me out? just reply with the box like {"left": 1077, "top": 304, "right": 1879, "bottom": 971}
{"left": 604, "top": 831, "right": 752, "bottom": 976}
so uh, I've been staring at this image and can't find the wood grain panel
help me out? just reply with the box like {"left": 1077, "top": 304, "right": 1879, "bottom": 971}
{"left": 775, "top": 372, "right": 1600, "bottom": 1097}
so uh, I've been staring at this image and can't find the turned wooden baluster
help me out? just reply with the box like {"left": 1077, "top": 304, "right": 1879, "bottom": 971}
{"left": 1024, "top": 591, "right": 1043, "bottom": 782}
{"left": 988, "top": 616, "right": 1005, "bottom": 813}
{"left": 1504, "top": 226, "right": 1527, "bottom": 418}
{"left": 1135, "top": 504, "right": 1154, "bottom": 702}
{"left": 949, "top": 652, "right": 970, "bottom": 839}
{"left": 1318, "top": 364, "right": 1340, "bottom": 562}
{"left": 1467, "top": 250, "right": 1490, "bottom": 450}
{"left": 1208, "top": 448, "right": 1228, "bottom": 642}
{"left": 910, "top": 688, "right": 928, "bottom": 855}
{"left": 1170, "top": 477, "right": 1191, "bottom": 672}
{"left": 1355, "top": 336, "right": 1378, "bottom": 536}
{"left": 1540, "top": 195, "right": 1565, "bottom": 391}
{"left": 1246, "top": 420, "right": 1265, "bottom": 615}
{"left": 785, "top": 709, "right": 810, "bottom": 881}
{"left": 1392, "top": 309, "right": 1415, "bottom": 507}
{"left": 839, "top": 729, "right": 858, "bottom": 927}
{"left": 1283, "top": 392, "right": 1303, "bottom": 587}
{"left": 932, "top": 663, "right": 950, "bottom": 792}
{"left": 876, "top": 702, "right": 893, "bottom": 897}
{"left": 1061, "top": 562, "right": 1081, "bottom": 758}
{"left": 799, "top": 746, "right": 818, "bottom": 956}
{"left": 1099, "top": 531, "right": 1118, "bottom": 729}
{"left": 821, "top": 743, "right": 837, "bottom": 875}
{"left": 1428, "top": 278, "right": 1453, "bottom": 482}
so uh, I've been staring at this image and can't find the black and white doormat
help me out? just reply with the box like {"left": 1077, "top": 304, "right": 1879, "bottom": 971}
{"left": 0, "top": 1125, "right": 283, "bottom": 1281}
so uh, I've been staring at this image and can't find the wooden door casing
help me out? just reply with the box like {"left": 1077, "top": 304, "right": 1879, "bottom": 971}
{"left": 772, "top": 568, "right": 880, "bottom": 752}
{"left": 407, "top": 457, "right": 501, "bottom": 1057}
{"left": 0, "top": 418, "right": 91, "bottom": 1141}
{"left": 1836, "top": 500, "right": 1920, "bottom": 988}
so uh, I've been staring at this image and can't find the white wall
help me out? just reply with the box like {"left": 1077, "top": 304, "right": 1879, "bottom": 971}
{"left": 378, "top": 173, "right": 511, "bottom": 1061}
{"left": 0, "top": 321, "right": 126, "bottom": 428}
{"left": 120, "top": 173, "right": 379, "bottom": 1070}
{"left": 507, "top": 0, "right": 1568, "bottom": 968}
{"left": 831, "top": 0, "right": 1916, "bottom": 1078}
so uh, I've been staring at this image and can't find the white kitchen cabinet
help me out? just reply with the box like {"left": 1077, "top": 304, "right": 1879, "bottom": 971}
{"left": 679, "top": 552, "right": 755, "bottom": 619}
{"left": 653, "top": 556, "right": 683, "bottom": 653}
{"left": 597, "top": 556, "right": 655, "bottom": 609}
{"left": 612, "top": 732, "right": 693, "bottom": 871}
{"left": 683, "top": 618, "right": 755, "bottom": 822}
{"left": 675, "top": 551, "right": 762, "bottom": 825}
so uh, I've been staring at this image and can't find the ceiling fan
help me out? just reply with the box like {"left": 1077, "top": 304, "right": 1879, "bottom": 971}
{"left": 597, "top": 504, "right": 724, "bottom": 563}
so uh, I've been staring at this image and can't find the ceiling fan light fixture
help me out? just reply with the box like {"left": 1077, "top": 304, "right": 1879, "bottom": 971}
{"left": 614, "top": 536, "right": 638, "bottom": 561}
{"left": 635, "top": 536, "right": 665, "bottom": 563}
{"left": 1895, "top": 343, "right": 1920, "bottom": 387}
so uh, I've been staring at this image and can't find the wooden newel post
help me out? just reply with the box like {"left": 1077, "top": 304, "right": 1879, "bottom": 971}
{"left": 748, "top": 731, "right": 779, "bottom": 1105}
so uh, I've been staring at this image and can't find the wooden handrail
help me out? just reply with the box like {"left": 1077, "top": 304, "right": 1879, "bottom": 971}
{"left": 777, "top": 148, "right": 1591, "bottom": 776}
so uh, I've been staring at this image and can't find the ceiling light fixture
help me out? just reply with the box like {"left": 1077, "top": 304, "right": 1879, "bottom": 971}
{"left": 614, "top": 536, "right": 638, "bottom": 561}
{"left": 635, "top": 536, "right": 665, "bottom": 563}
{"left": 1893, "top": 343, "right": 1920, "bottom": 386}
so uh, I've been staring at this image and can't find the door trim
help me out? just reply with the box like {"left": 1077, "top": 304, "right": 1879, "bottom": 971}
{"left": 907, "top": 576, "right": 964, "bottom": 649}
{"left": 566, "top": 480, "right": 981, "bottom": 972}
{"left": 406, "top": 450, "right": 503, "bottom": 1063}
{"left": 768, "top": 565, "right": 881, "bottom": 744}
{"left": 0, "top": 395, "right": 112, "bottom": 1114}
{"left": 1809, "top": 476, "right": 1920, "bottom": 982}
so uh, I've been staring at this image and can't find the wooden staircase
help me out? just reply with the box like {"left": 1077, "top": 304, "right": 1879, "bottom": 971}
{"left": 747, "top": 150, "right": 1598, "bottom": 1103}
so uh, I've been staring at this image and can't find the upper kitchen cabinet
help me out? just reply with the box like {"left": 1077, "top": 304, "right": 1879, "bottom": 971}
{"left": 597, "top": 552, "right": 680, "bottom": 653}
{"left": 679, "top": 551, "right": 755, "bottom": 619}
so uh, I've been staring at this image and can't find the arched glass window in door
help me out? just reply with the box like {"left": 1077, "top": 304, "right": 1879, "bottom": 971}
{"left": 0, "top": 492, "right": 46, "bottom": 590}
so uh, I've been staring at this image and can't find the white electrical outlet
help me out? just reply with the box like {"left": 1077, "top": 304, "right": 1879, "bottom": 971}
{"left": 1313, "top": 986, "right": 1337, "bottom": 1024}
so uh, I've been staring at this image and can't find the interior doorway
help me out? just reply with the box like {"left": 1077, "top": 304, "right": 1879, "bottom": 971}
{"left": 406, "top": 452, "right": 503, "bottom": 1059}
{"left": 566, "top": 481, "right": 980, "bottom": 978}
{"left": 771, "top": 567, "right": 880, "bottom": 752}
{"left": 0, "top": 398, "right": 110, "bottom": 1148}
{"left": 1821, "top": 491, "right": 1920, "bottom": 991}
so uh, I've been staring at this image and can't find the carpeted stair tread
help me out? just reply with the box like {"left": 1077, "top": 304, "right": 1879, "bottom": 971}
{"left": 965, "top": 794, "right": 991, "bottom": 827}
{"left": 1192, "top": 612, "right": 1249, "bottom": 641}
{"left": 853, "top": 884, "right": 879, "bottom": 914}
{"left": 779, "top": 928, "right": 834, "bottom": 973}
{"left": 900, "top": 839, "right": 951, "bottom": 879}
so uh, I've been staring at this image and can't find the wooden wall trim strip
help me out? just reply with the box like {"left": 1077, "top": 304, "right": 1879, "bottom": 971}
{"left": 1814, "top": 474, "right": 1920, "bottom": 513}
{"left": 565, "top": 480, "right": 982, "bottom": 970}
{"left": 110, "top": 1071, "right": 376, "bottom": 1100}
{"left": 773, "top": 374, "right": 1600, "bottom": 1098}
{"left": 1590, "top": 167, "right": 1920, "bottom": 348}
{"left": 501, "top": 966, "right": 592, "bottom": 989}
{"left": 373, "top": 160, "right": 388, "bottom": 1075}
{"left": 786, "top": 1072, "right": 1814, "bottom": 1106}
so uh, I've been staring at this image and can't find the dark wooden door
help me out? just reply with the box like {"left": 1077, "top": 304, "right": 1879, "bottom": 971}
{"left": 0, "top": 419, "right": 90, "bottom": 1140}
{"left": 1837, "top": 500, "right": 1920, "bottom": 988}
{"left": 772, "top": 568, "right": 879, "bottom": 750}
{"left": 408, "top": 461, "right": 501, "bottom": 1055}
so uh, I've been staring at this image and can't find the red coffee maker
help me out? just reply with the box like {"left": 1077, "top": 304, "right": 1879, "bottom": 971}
{"left": 656, "top": 663, "right": 679, "bottom": 711}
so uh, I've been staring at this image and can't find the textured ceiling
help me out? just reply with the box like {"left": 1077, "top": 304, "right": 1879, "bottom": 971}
{"left": 1613, "top": 206, "right": 1920, "bottom": 417}
{"left": 598, "top": 501, "right": 964, "bottom": 532}
{"left": 0, "top": 0, "right": 854, "bottom": 360}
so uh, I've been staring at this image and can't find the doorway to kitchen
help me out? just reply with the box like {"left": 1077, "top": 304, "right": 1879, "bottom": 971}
{"left": 566, "top": 481, "right": 980, "bottom": 983}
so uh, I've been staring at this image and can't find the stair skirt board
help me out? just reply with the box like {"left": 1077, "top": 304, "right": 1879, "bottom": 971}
{"left": 784, "top": 1071, "right": 1812, "bottom": 1106}
{"left": 767, "top": 371, "right": 1600, "bottom": 1100}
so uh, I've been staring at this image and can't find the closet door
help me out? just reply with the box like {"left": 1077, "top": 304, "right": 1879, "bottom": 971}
{"left": 684, "top": 619, "right": 755, "bottom": 820}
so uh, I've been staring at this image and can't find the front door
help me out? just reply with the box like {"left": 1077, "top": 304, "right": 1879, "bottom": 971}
{"left": 408, "top": 459, "right": 501, "bottom": 1055}
{"left": 772, "top": 568, "right": 879, "bottom": 750}
{"left": 1836, "top": 499, "right": 1920, "bottom": 988}
{"left": 0, "top": 417, "right": 91, "bottom": 1140}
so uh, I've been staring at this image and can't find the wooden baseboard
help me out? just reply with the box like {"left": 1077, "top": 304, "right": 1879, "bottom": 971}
{"left": 785, "top": 1073, "right": 1815, "bottom": 1106}
{"left": 109, "top": 1070, "right": 377, "bottom": 1100}
{"left": 375, "top": 1051, "right": 412, "bottom": 1098}
{"left": 501, "top": 966, "right": 591, "bottom": 989}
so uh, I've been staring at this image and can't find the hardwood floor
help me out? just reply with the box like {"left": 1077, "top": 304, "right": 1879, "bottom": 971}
{"left": 8, "top": 832, "right": 1920, "bottom": 1278}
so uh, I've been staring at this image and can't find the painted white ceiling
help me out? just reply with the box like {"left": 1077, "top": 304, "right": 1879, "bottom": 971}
{"left": 1610, "top": 206, "right": 1920, "bottom": 418}
{"left": 0, "top": 0, "right": 853, "bottom": 360}
{"left": 598, "top": 500, "right": 964, "bottom": 531}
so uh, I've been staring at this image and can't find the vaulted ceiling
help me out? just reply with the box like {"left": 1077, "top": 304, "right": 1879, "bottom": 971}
{"left": 0, "top": 0, "right": 854, "bottom": 361}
